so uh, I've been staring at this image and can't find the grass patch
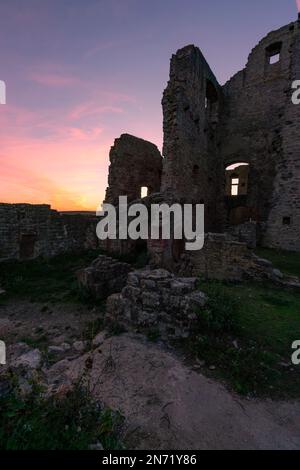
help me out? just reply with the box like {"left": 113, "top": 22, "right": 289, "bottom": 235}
{"left": 255, "top": 247, "right": 300, "bottom": 278}
{"left": 180, "top": 278, "right": 300, "bottom": 398}
{"left": 0, "top": 248, "right": 149, "bottom": 305}
{"left": 0, "top": 385, "right": 124, "bottom": 450}
{"left": 0, "top": 250, "right": 105, "bottom": 304}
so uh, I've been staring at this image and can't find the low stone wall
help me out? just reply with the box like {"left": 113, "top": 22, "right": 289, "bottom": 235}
{"left": 106, "top": 268, "right": 207, "bottom": 339}
{"left": 177, "top": 233, "right": 300, "bottom": 288}
{"left": 77, "top": 255, "right": 132, "bottom": 300}
{"left": 0, "top": 203, "right": 99, "bottom": 261}
{"left": 227, "top": 221, "right": 258, "bottom": 248}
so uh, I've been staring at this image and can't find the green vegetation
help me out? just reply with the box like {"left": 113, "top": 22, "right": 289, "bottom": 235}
{"left": 182, "top": 268, "right": 300, "bottom": 397}
{"left": 0, "top": 248, "right": 149, "bottom": 305}
{"left": 255, "top": 247, "right": 300, "bottom": 278}
{"left": 0, "top": 385, "right": 124, "bottom": 450}
{"left": 0, "top": 250, "right": 101, "bottom": 304}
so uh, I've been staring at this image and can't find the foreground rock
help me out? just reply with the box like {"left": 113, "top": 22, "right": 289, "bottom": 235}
{"left": 46, "top": 333, "right": 300, "bottom": 450}
{"left": 106, "top": 268, "right": 207, "bottom": 339}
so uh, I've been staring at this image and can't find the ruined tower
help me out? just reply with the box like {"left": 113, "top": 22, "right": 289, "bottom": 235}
{"left": 103, "top": 18, "right": 300, "bottom": 253}
{"left": 161, "top": 18, "right": 300, "bottom": 251}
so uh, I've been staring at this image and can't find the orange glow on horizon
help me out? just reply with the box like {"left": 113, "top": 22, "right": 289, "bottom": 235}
{"left": 0, "top": 101, "right": 162, "bottom": 211}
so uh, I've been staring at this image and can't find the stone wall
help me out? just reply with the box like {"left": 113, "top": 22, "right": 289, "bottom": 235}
{"left": 77, "top": 255, "right": 132, "bottom": 300}
{"left": 221, "top": 21, "right": 300, "bottom": 251}
{"left": 160, "top": 20, "right": 300, "bottom": 251}
{"left": 104, "top": 133, "right": 163, "bottom": 206}
{"left": 106, "top": 268, "right": 207, "bottom": 339}
{"left": 161, "top": 45, "right": 223, "bottom": 232}
{"left": 0, "top": 203, "right": 99, "bottom": 261}
{"left": 177, "top": 233, "right": 299, "bottom": 287}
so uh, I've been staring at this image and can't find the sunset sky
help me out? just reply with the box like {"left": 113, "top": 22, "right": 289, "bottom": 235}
{"left": 0, "top": 0, "right": 298, "bottom": 211}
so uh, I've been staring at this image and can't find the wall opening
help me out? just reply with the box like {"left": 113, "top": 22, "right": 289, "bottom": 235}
{"left": 225, "top": 162, "right": 249, "bottom": 197}
{"left": 140, "top": 186, "right": 148, "bottom": 198}
{"left": 266, "top": 42, "right": 282, "bottom": 65}
{"left": 19, "top": 233, "right": 37, "bottom": 259}
{"left": 231, "top": 177, "right": 239, "bottom": 196}
{"left": 282, "top": 216, "right": 291, "bottom": 226}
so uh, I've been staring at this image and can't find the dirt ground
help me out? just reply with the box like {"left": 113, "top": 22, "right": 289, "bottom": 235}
{"left": 1, "top": 300, "right": 300, "bottom": 450}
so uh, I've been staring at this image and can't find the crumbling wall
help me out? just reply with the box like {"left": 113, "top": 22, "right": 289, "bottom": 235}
{"left": 161, "top": 20, "right": 300, "bottom": 251}
{"left": 106, "top": 268, "right": 207, "bottom": 339}
{"left": 77, "top": 255, "right": 132, "bottom": 299}
{"left": 161, "top": 45, "right": 224, "bottom": 231}
{"left": 221, "top": 20, "right": 300, "bottom": 251}
{"left": 177, "top": 233, "right": 300, "bottom": 287}
{"left": 104, "top": 134, "right": 162, "bottom": 206}
{"left": 0, "top": 203, "right": 99, "bottom": 261}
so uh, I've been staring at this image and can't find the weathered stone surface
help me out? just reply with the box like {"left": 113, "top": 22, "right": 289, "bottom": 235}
{"left": 77, "top": 255, "right": 132, "bottom": 300}
{"left": 0, "top": 203, "right": 99, "bottom": 261}
{"left": 15, "top": 349, "right": 42, "bottom": 369}
{"left": 73, "top": 341, "right": 87, "bottom": 352}
{"left": 160, "top": 21, "right": 300, "bottom": 251}
{"left": 104, "top": 134, "right": 163, "bottom": 206}
{"left": 0, "top": 318, "right": 12, "bottom": 336}
{"left": 177, "top": 233, "right": 299, "bottom": 288}
{"left": 106, "top": 268, "right": 207, "bottom": 339}
{"left": 92, "top": 331, "right": 107, "bottom": 347}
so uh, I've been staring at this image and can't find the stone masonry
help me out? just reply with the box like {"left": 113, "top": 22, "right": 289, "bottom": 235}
{"left": 104, "top": 134, "right": 163, "bottom": 205}
{"left": 0, "top": 203, "right": 99, "bottom": 261}
{"left": 77, "top": 255, "right": 132, "bottom": 300}
{"left": 104, "top": 18, "right": 300, "bottom": 253}
{"left": 106, "top": 268, "right": 207, "bottom": 339}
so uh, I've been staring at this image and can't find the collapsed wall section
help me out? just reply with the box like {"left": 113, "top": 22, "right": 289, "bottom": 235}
{"left": 104, "top": 133, "right": 162, "bottom": 206}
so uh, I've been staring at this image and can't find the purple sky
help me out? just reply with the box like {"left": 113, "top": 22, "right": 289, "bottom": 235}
{"left": 0, "top": 0, "right": 298, "bottom": 210}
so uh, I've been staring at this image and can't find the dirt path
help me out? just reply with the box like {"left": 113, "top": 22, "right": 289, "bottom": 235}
{"left": 1, "top": 300, "right": 299, "bottom": 450}
{"left": 61, "top": 333, "right": 300, "bottom": 450}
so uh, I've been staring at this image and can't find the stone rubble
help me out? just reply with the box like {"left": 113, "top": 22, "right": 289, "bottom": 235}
{"left": 77, "top": 255, "right": 132, "bottom": 300}
{"left": 106, "top": 268, "right": 207, "bottom": 339}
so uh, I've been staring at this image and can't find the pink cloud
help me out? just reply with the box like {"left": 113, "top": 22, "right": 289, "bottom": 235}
{"left": 30, "top": 72, "right": 81, "bottom": 87}
{"left": 66, "top": 126, "right": 104, "bottom": 141}
{"left": 297, "top": 0, "right": 300, "bottom": 12}
{"left": 85, "top": 40, "right": 122, "bottom": 57}
{"left": 28, "top": 62, "right": 83, "bottom": 87}
{"left": 68, "top": 102, "right": 124, "bottom": 120}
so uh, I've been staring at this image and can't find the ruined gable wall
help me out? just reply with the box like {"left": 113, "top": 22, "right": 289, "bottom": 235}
{"left": 161, "top": 45, "right": 223, "bottom": 231}
{"left": 221, "top": 21, "right": 300, "bottom": 251}
{"left": 104, "top": 134, "right": 162, "bottom": 206}
{"left": 0, "top": 203, "right": 99, "bottom": 261}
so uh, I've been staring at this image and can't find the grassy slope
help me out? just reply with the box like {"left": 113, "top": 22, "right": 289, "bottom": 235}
{"left": 182, "top": 249, "right": 300, "bottom": 398}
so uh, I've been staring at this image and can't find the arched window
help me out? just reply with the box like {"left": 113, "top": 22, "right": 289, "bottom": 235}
{"left": 225, "top": 162, "right": 249, "bottom": 197}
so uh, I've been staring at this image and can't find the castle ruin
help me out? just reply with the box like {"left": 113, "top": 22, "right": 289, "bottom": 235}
{"left": 105, "top": 17, "right": 300, "bottom": 261}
